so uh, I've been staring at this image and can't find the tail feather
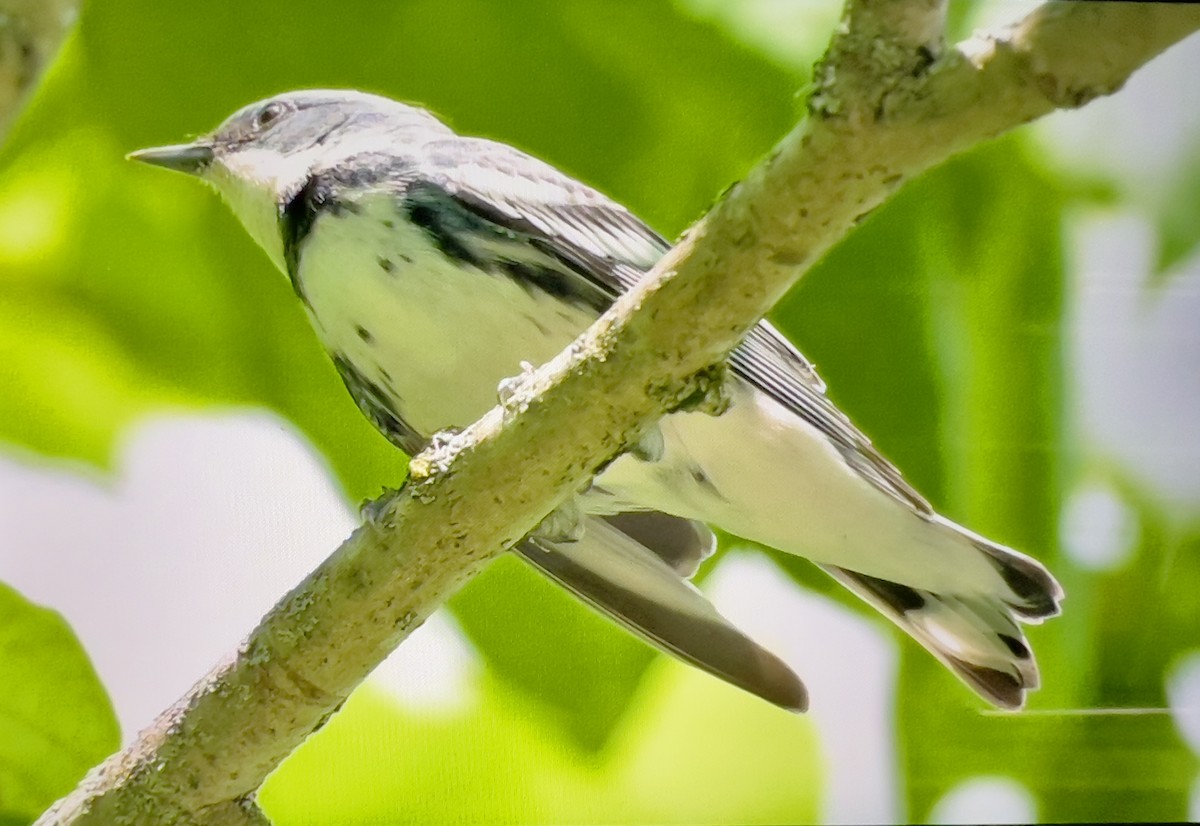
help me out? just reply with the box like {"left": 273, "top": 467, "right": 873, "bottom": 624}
{"left": 518, "top": 514, "right": 809, "bottom": 712}
{"left": 823, "top": 539, "right": 1058, "bottom": 710}
{"left": 930, "top": 516, "right": 1064, "bottom": 622}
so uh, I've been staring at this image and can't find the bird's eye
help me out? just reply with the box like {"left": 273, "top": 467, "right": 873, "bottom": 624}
{"left": 254, "top": 102, "right": 286, "bottom": 131}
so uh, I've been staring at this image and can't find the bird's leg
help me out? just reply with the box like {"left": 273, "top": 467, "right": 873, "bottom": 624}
{"left": 657, "top": 362, "right": 732, "bottom": 418}
{"left": 405, "top": 427, "right": 465, "bottom": 501}
{"left": 496, "top": 359, "right": 539, "bottom": 419}
{"left": 358, "top": 486, "right": 403, "bottom": 524}
{"left": 530, "top": 494, "right": 586, "bottom": 545}
{"left": 628, "top": 423, "right": 665, "bottom": 463}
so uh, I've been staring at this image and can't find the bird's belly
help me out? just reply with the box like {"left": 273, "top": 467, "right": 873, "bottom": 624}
{"left": 295, "top": 202, "right": 986, "bottom": 592}
{"left": 596, "top": 382, "right": 985, "bottom": 592}
{"left": 296, "top": 205, "right": 598, "bottom": 435}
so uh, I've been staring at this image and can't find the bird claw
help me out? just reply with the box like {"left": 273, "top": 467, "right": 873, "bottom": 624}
{"left": 497, "top": 360, "right": 538, "bottom": 417}
{"left": 359, "top": 486, "right": 403, "bottom": 524}
{"left": 532, "top": 496, "right": 586, "bottom": 545}
{"left": 407, "top": 427, "right": 465, "bottom": 491}
{"left": 630, "top": 424, "right": 665, "bottom": 463}
{"left": 676, "top": 363, "right": 732, "bottom": 417}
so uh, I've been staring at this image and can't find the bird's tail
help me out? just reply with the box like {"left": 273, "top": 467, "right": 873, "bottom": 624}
{"left": 518, "top": 513, "right": 809, "bottom": 712}
{"left": 822, "top": 519, "right": 1063, "bottom": 710}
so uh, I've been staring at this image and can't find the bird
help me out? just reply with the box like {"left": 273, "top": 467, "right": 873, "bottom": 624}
{"left": 130, "top": 89, "right": 1063, "bottom": 712}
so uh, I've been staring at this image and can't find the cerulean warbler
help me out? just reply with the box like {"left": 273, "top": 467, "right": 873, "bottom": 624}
{"left": 131, "top": 89, "right": 1063, "bottom": 711}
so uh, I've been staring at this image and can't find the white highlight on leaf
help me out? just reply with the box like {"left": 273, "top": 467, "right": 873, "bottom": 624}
{"left": 1059, "top": 482, "right": 1138, "bottom": 571}
{"left": 1166, "top": 650, "right": 1200, "bottom": 756}
{"left": 0, "top": 411, "right": 478, "bottom": 737}
{"left": 1037, "top": 33, "right": 1200, "bottom": 203}
{"left": 929, "top": 775, "right": 1037, "bottom": 824}
{"left": 370, "top": 611, "right": 478, "bottom": 712}
{"left": 706, "top": 550, "right": 900, "bottom": 825}
{"left": 1068, "top": 211, "right": 1200, "bottom": 516}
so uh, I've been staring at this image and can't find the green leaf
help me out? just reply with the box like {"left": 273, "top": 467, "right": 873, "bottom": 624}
{"left": 763, "top": 132, "right": 1194, "bottom": 820}
{"left": 784, "top": 133, "right": 1200, "bottom": 821}
{"left": 674, "top": 0, "right": 839, "bottom": 74}
{"left": 0, "top": 582, "right": 119, "bottom": 824}
{"left": 1153, "top": 144, "right": 1200, "bottom": 276}
{"left": 260, "top": 660, "right": 821, "bottom": 825}
{"left": 449, "top": 556, "right": 657, "bottom": 750}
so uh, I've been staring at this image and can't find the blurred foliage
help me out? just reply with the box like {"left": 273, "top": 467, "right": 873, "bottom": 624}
{"left": 453, "top": 556, "right": 660, "bottom": 750}
{"left": 260, "top": 665, "right": 819, "bottom": 825}
{"left": 0, "top": 583, "right": 119, "bottom": 823}
{"left": 785, "top": 131, "right": 1198, "bottom": 819}
{"left": 1, "top": 0, "right": 1199, "bottom": 823}
{"left": 1155, "top": 143, "right": 1200, "bottom": 275}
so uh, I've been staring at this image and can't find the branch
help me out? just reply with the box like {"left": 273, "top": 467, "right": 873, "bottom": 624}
{"left": 0, "top": 0, "right": 76, "bottom": 139}
{"left": 38, "top": 2, "right": 1200, "bottom": 823}
{"left": 817, "top": 0, "right": 948, "bottom": 113}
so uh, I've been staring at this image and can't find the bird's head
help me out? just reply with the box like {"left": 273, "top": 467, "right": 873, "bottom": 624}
{"left": 129, "top": 89, "right": 451, "bottom": 269}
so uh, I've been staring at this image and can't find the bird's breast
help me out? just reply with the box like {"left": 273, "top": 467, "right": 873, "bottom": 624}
{"left": 295, "top": 196, "right": 598, "bottom": 436}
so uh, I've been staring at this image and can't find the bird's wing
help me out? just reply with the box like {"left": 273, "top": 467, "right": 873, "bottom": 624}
{"left": 600, "top": 511, "right": 716, "bottom": 578}
{"left": 416, "top": 136, "right": 931, "bottom": 514}
{"left": 329, "top": 354, "right": 426, "bottom": 455}
{"left": 517, "top": 514, "right": 807, "bottom": 712}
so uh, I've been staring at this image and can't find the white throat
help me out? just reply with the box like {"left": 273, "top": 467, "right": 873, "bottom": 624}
{"left": 206, "top": 146, "right": 319, "bottom": 273}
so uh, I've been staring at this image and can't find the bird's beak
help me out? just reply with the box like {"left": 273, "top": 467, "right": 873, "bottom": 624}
{"left": 127, "top": 142, "right": 215, "bottom": 175}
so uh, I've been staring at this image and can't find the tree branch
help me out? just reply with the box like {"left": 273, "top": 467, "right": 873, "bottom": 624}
{"left": 37, "top": 2, "right": 1200, "bottom": 823}
{"left": 0, "top": 0, "right": 76, "bottom": 139}
{"left": 816, "top": 0, "right": 948, "bottom": 116}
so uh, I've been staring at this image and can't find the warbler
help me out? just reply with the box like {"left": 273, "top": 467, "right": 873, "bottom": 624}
{"left": 131, "top": 89, "right": 1062, "bottom": 712}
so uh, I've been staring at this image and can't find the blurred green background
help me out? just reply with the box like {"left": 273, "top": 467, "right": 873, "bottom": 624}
{"left": 1, "top": 0, "right": 1199, "bottom": 823}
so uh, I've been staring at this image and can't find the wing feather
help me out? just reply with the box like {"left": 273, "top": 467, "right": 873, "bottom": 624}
{"left": 415, "top": 137, "right": 930, "bottom": 514}
{"left": 518, "top": 515, "right": 807, "bottom": 712}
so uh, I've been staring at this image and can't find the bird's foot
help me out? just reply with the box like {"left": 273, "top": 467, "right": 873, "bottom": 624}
{"left": 651, "top": 362, "right": 732, "bottom": 418}
{"left": 358, "top": 486, "right": 404, "bottom": 524}
{"left": 628, "top": 424, "right": 665, "bottom": 463}
{"left": 406, "top": 427, "right": 465, "bottom": 496}
{"left": 531, "top": 496, "right": 586, "bottom": 545}
{"left": 497, "top": 360, "right": 539, "bottom": 420}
